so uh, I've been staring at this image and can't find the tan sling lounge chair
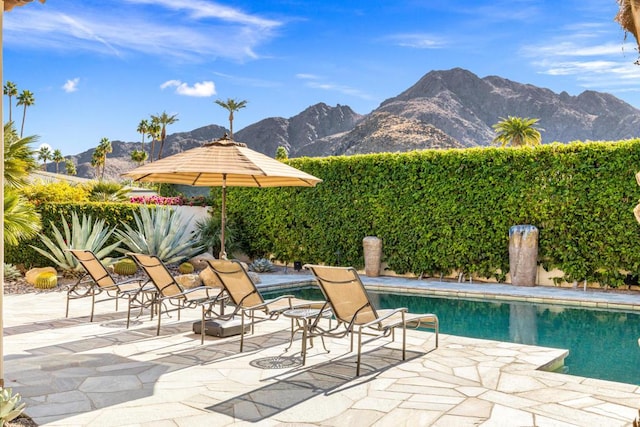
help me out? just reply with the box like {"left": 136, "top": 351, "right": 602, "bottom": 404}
{"left": 128, "top": 253, "right": 226, "bottom": 343}
{"left": 206, "top": 259, "right": 324, "bottom": 352}
{"left": 304, "top": 264, "right": 439, "bottom": 376}
{"left": 67, "top": 249, "right": 154, "bottom": 326}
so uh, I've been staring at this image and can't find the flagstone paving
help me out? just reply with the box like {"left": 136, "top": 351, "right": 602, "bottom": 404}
{"left": 4, "top": 275, "right": 640, "bottom": 426}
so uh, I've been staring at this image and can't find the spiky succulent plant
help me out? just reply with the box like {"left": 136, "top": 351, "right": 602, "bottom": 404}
{"left": 249, "top": 258, "right": 275, "bottom": 273}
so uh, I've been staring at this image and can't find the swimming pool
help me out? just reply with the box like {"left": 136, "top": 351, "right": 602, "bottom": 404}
{"left": 263, "top": 286, "right": 640, "bottom": 385}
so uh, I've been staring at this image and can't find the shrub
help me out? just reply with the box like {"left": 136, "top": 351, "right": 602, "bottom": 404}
{"left": 20, "top": 181, "right": 90, "bottom": 205}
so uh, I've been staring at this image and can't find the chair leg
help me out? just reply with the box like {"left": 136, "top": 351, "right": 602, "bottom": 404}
{"left": 240, "top": 311, "right": 246, "bottom": 352}
{"left": 126, "top": 296, "right": 132, "bottom": 329}
{"left": 201, "top": 306, "right": 205, "bottom": 345}
{"left": 65, "top": 294, "right": 70, "bottom": 318}
{"left": 356, "top": 327, "right": 363, "bottom": 376}
{"left": 156, "top": 302, "right": 162, "bottom": 336}
{"left": 90, "top": 290, "right": 96, "bottom": 322}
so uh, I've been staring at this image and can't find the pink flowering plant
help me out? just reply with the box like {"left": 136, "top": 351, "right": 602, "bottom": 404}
{"left": 129, "top": 195, "right": 210, "bottom": 207}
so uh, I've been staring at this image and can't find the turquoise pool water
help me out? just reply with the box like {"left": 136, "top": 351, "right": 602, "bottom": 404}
{"left": 263, "top": 287, "right": 640, "bottom": 385}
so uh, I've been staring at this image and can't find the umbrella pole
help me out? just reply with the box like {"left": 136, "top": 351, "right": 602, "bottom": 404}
{"left": 220, "top": 174, "right": 227, "bottom": 260}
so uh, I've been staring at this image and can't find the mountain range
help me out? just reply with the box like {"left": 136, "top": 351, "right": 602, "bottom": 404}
{"left": 60, "top": 67, "right": 640, "bottom": 180}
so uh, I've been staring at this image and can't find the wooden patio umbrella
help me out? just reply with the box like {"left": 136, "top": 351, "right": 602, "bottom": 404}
{"left": 122, "top": 134, "right": 322, "bottom": 259}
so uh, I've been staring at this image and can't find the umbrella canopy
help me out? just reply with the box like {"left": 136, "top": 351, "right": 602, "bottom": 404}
{"left": 121, "top": 135, "right": 322, "bottom": 258}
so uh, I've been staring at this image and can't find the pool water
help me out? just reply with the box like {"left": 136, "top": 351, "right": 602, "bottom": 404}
{"left": 263, "top": 287, "right": 640, "bottom": 385}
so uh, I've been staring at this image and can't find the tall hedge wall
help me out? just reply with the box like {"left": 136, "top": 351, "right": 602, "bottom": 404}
{"left": 226, "top": 140, "right": 640, "bottom": 287}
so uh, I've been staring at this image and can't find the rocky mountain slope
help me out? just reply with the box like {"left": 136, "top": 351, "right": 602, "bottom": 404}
{"left": 58, "top": 68, "right": 640, "bottom": 180}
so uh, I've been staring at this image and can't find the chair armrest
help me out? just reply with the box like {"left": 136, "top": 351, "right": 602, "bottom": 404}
{"left": 359, "top": 307, "right": 408, "bottom": 329}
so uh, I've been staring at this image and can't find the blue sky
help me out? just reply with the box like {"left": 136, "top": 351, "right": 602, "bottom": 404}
{"left": 3, "top": 0, "right": 640, "bottom": 156}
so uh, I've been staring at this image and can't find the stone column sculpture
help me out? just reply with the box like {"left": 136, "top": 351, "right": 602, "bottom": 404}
{"left": 508, "top": 225, "right": 538, "bottom": 286}
{"left": 362, "top": 236, "right": 382, "bottom": 277}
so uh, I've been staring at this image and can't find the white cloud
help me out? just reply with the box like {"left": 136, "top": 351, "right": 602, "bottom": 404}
{"left": 161, "top": 80, "right": 216, "bottom": 97}
{"left": 62, "top": 77, "right": 80, "bottom": 93}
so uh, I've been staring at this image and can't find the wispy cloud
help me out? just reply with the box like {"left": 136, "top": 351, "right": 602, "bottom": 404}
{"left": 383, "top": 33, "right": 447, "bottom": 49}
{"left": 295, "top": 74, "right": 373, "bottom": 100}
{"left": 124, "top": 0, "right": 281, "bottom": 28}
{"left": 521, "top": 22, "right": 640, "bottom": 95}
{"left": 3, "top": 2, "right": 283, "bottom": 62}
{"left": 62, "top": 78, "right": 80, "bottom": 93}
{"left": 161, "top": 80, "right": 216, "bottom": 97}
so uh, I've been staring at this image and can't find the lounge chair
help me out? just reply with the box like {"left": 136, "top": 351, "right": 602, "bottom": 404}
{"left": 206, "top": 259, "right": 325, "bottom": 352}
{"left": 304, "top": 264, "right": 439, "bottom": 376}
{"left": 67, "top": 249, "right": 155, "bottom": 326}
{"left": 128, "top": 253, "right": 226, "bottom": 343}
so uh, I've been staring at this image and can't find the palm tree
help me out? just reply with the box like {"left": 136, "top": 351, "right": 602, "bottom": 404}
{"left": 4, "top": 188, "right": 40, "bottom": 247}
{"left": 16, "top": 89, "right": 35, "bottom": 137}
{"left": 130, "top": 149, "right": 148, "bottom": 165}
{"left": 65, "top": 158, "right": 77, "bottom": 176}
{"left": 147, "top": 117, "right": 161, "bottom": 163}
{"left": 3, "top": 81, "right": 18, "bottom": 124}
{"left": 52, "top": 149, "right": 64, "bottom": 174}
{"left": 97, "top": 137, "right": 112, "bottom": 179}
{"left": 137, "top": 119, "right": 149, "bottom": 161}
{"left": 215, "top": 98, "right": 247, "bottom": 139}
{"left": 151, "top": 111, "right": 179, "bottom": 160}
{"left": 492, "top": 116, "right": 543, "bottom": 147}
{"left": 37, "top": 145, "right": 52, "bottom": 170}
{"left": 91, "top": 146, "right": 105, "bottom": 179}
{"left": 4, "top": 122, "right": 37, "bottom": 188}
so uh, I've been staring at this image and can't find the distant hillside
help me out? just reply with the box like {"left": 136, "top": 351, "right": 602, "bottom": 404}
{"left": 58, "top": 68, "right": 640, "bottom": 180}
{"left": 376, "top": 68, "right": 640, "bottom": 146}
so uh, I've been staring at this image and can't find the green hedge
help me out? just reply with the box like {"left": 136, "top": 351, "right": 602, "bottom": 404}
{"left": 226, "top": 140, "right": 640, "bottom": 287}
{"left": 5, "top": 202, "right": 141, "bottom": 268}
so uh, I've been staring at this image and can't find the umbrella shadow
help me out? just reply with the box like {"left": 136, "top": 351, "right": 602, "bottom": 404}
{"left": 205, "top": 347, "right": 424, "bottom": 422}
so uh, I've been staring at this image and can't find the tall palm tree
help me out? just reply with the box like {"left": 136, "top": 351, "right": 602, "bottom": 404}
{"left": 215, "top": 98, "right": 247, "bottom": 139}
{"left": 151, "top": 111, "right": 179, "bottom": 160}
{"left": 16, "top": 89, "right": 35, "bottom": 137}
{"left": 37, "top": 145, "right": 52, "bottom": 170}
{"left": 147, "top": 117, "right": 161, "bottom": 163}
{"left": 4, "top": 122, "right": 36, "bottom": 188}
{"left": 97, "top": 137, "right": 112, "bottom": 179}
{"left": 52, "top": 148, "right": 64, "bottom": 174}
{"left": 65, "top": 158, "right": 77, "bottom": 176}
{"left": 492, "top": 116, "right": 543, "bottom": 147}
{"left": 3, "top": 81, "right": 17, "bottom": 124}
{"left": 137, "top": 119, "right": 149, "bottom": 160}
{"left": 91, "top": 146, "right": 105, "bottom": 179}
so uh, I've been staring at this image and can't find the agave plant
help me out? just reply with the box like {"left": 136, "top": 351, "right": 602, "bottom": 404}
{"left": 0, "top": 387, "right": 25, "bottom": 425}
{"left": 3, "top": 263, "right": 22, "bottom": 281}
{"left": 31, "top": 211, "right": 122, "bottom": 274}
{"left": 115, "top": 205, "right": 205, "bottom": 264}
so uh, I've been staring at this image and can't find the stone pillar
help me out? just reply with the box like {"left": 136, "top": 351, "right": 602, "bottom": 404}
{"left": 509, "top": 225, "right": 538, "bottom": 286}
{"left": 362, "top": 236, "right": 382, "bottom": 277}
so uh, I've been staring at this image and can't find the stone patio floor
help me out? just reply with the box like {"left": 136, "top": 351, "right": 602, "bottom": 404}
{"left": 4, "top": 273, "right": 640, "bottom": 426}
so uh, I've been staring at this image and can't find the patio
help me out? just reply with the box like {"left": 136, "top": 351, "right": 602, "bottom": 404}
{"left": 4, "top": 274, "right": 640, "bottom": 426}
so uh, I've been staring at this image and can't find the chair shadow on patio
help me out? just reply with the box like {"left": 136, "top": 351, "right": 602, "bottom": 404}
{"left": 5, "top": 312, "right": 296, "bottom": 424}
{"left": 205, "top": 347, "right": 425, "bottom": 422}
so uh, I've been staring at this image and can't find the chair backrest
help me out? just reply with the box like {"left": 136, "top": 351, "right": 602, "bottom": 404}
{"left": 68, "top": 249, "right": 116, "bottom": 289}
{"left": 305, "top": 265, "right": 378, "bottom": 326}
{"left": 206, "top": 259, "right": 264, "bottom": 308}
{"left": 128, "top": 253, "right": 184, "bottom": 297}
